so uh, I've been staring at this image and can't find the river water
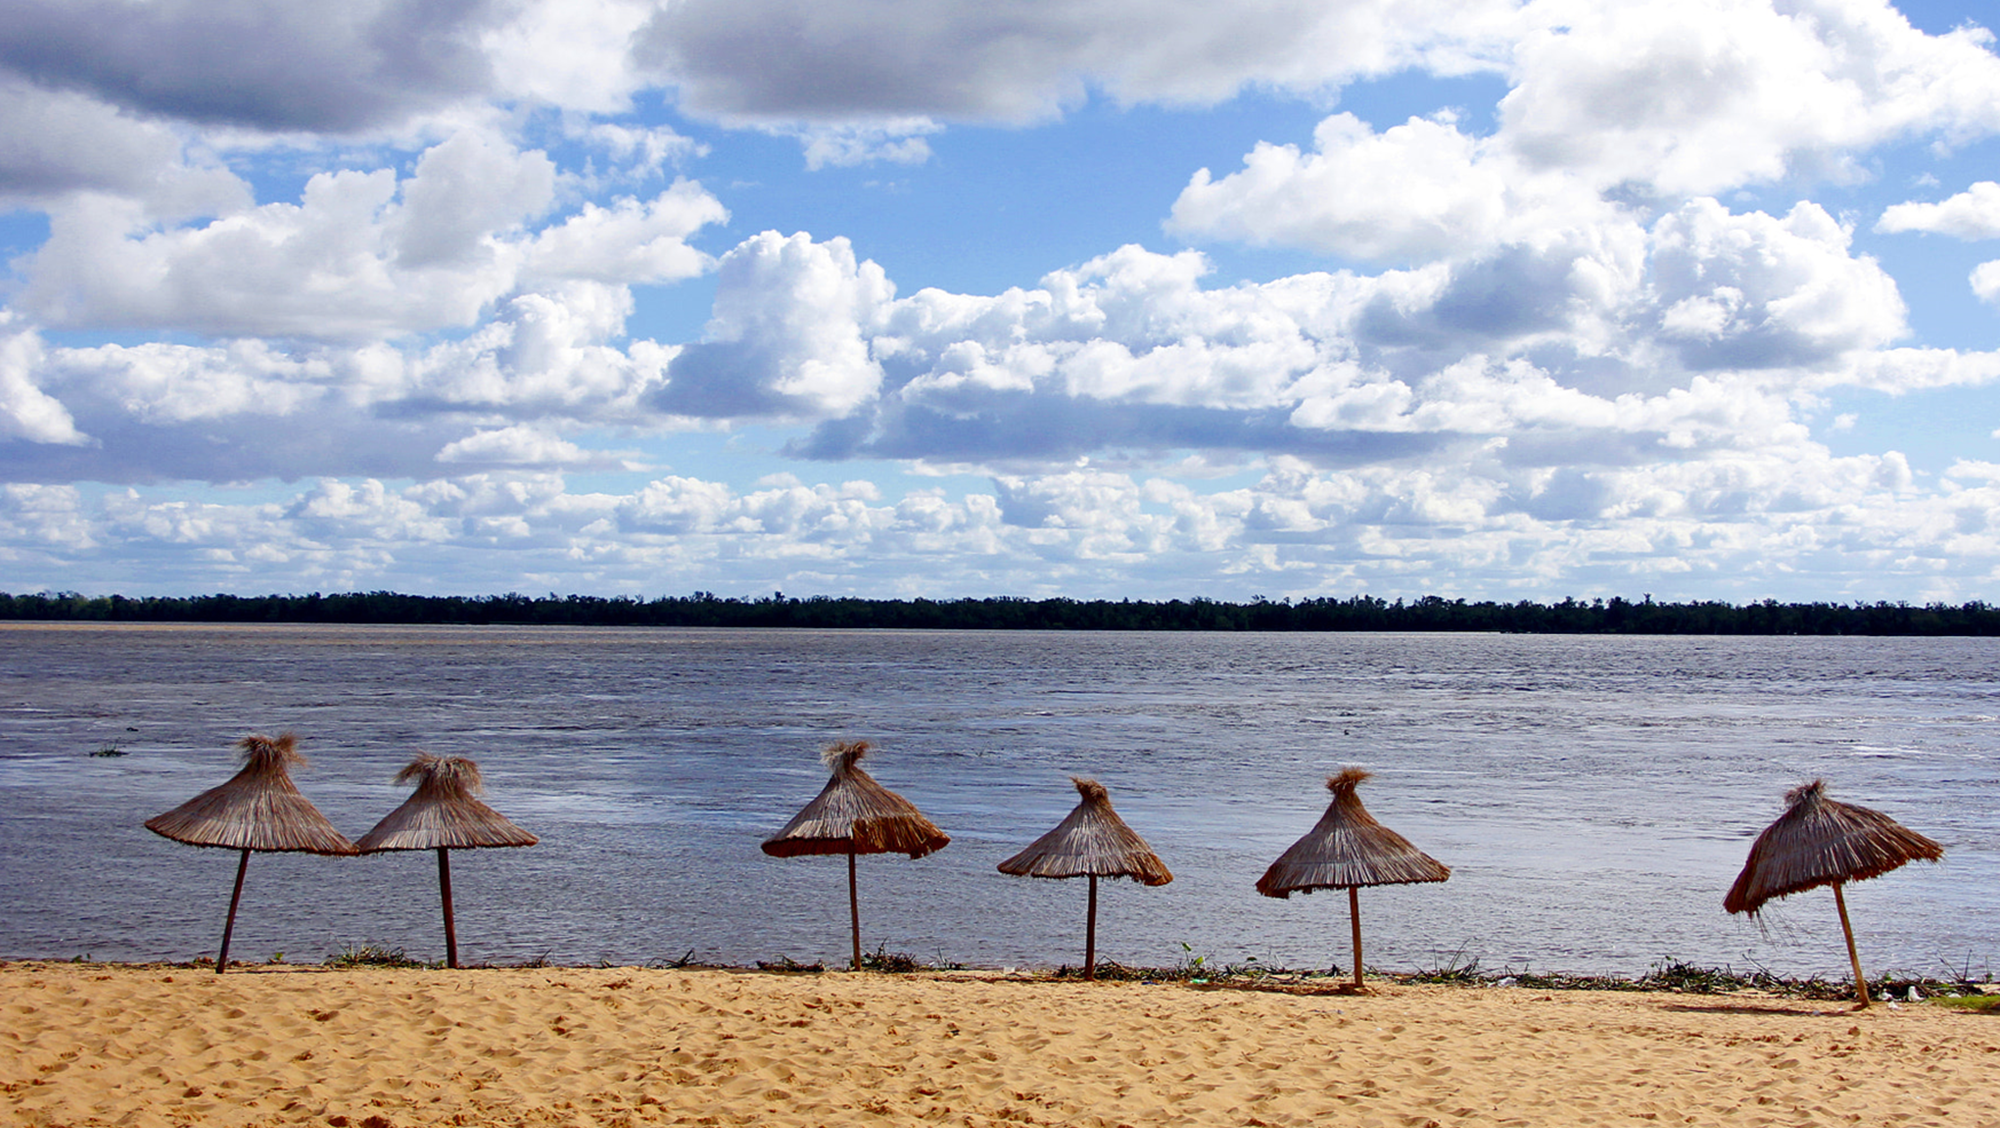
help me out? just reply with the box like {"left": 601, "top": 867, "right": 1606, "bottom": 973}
{"left": 1, "top": 623, "right": 1995, "bottom": 980}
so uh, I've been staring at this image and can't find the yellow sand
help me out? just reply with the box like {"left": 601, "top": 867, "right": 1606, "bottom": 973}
{"left": 3, "top": 961, "right": 1995, "bottom": 1127}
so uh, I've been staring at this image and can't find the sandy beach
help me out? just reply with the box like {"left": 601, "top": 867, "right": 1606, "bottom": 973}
{"left": 3, "top": 961, "right": 1995, "bottom": 1128}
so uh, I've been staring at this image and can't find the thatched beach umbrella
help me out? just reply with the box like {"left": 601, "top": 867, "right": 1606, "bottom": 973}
{"left": 145, "top": 733, "right": 358, "bottom": 974}
{"left": 1256, "top": 768, "right": 1449, "bottom": 990}
{"left": 356, "top": 754, "right": 538, "bottom": 969}
{"left": 761, "top": 741, "right": 950, "bottom": 971}
{"left": 1724, "top": 779, "right": 1943, "bottom": 1006}
{"left": 997, "top": 777, "right": 1171, "bottom": 979}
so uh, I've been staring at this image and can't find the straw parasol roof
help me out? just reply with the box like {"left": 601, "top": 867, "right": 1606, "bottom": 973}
{"left": 1725, "top": 778, "right": 1942, "bottom": 1007}
{"left": 998, "top": 777, "right": 1171, "bottom": 980}
{"left": 998, "top": 778, "right": 1171, "bottom": 885}
{"left": 356, "top": 754, "right": 539, "bottom": 852}
{"left": 1256, "top": 768, "right": 1449, "bottom": 898}
{"left": 761, "top": 741, "right": 950, "bottom": 859}
{"left": 145, "top": 732, "right": 356, "bottom": 973}
{"left": 1724, "top": 779, "right": 1943, "bottom": 917}
{"left": 146, "top": 733, "right": 358, "bottom": 856}
{"left": 356, "top": 753, "right": 537, "bottom": 969}
{"left": 1256, "top": 767, "right": 1448, "bottom": 991}
{"left": 763, "top": 740, "right": 949, "bottom": 971}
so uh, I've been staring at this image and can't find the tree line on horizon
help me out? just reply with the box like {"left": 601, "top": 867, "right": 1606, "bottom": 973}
{"left": 3, "top": 589, "right": 1998, "bottom": 635}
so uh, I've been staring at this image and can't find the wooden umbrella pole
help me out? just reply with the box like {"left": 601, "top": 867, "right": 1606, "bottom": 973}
{"left": 848, "top": 846, "right": 863, "bottom": 972}
{"left": 1348, "top": 886, "right": 1364, "bottom": 990}
{"left": 1085, "top": 874, "right": 1099, "bottom": 981}
{"left": 438, "top": 846, "right": 459, "bottom": 970}
{"left": 216, "top": 847, "right": 251, "bottom": 975}
{"left": 1833, "top": 882, "right": 1869, "bottom": 1007}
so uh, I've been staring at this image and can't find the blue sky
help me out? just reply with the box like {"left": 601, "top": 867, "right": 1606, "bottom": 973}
{"left": 5, "top": 0, "right": 2000, "bottom": 602}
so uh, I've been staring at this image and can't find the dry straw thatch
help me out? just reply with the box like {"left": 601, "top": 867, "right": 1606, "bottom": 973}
{"left": 1723, "top": 779, "right": 1943, "bottom": 915}
{"left": 145, "top": 732, "right": 357, "bottom": 856}
{"left": 998, "top": 777, "right": 1171, "bottom": 979}
{"left": 997, "top": 778, "right": 1173, "bottom": 884}
{"left": 762, "top": 741, "right": 949, "bottom": 970}
{"left": 761, "top": 740, "right": 950, "bottom": 859}
{"left": 356, "top": 754, "right": 539, "bottom": 852}
{"left": 1725, "top": 778, "right": 1943, "bottom": 1006}
{"left": 1257, "top": 768, "right": 1449, "bottom": 989}
{"left": 358, "top": 753, "right": 538, "bottom": 968}
{"left": 144, "top": 733, "right": 357, "bottom": 974}
{"left": 1256, "top": 768, "right": 1451, "bottom": 896}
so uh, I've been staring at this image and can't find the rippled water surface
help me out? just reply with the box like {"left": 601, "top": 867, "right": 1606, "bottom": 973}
{"left": 3, "top": 623, "right": 1996, "bottom": 978}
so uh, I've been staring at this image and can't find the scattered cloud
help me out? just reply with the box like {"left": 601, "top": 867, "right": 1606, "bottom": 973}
{"left": 1497, "top": 0, "right": 2000, "bottom": 194}
{"left": 436, "top": 425, "right": 595, "bottom": 467}
{"left": 1877, "top": 180, "right": 2000, "bottom": 238}
{"left": 8, "top": 439, "right": 1995, "bottom": 600}
{"left": 778, "top": 119, "right": 942, "bottom": 170}
{"left": 2, "top": 0, "right": 1999, "bottom": 598}
{"left": 1972, "top": 259, "right": 2000, "bottom": 306}
{"left": 0, "top": 0, "right": 501, "bottom": 133}
{"left": 12, "top": 128, "right": 723, "bottom": 343}
{"left": 0, "top": 78, "right": 245, "bottom": 211}
{"left": 631, "top": 0, "right": 1513, "bottom": 125}
{"left": 0, "top": 315, "right": 86, "bottom": 445}
{"left": 655, "top": 232, "right": 893, "bottom": 419}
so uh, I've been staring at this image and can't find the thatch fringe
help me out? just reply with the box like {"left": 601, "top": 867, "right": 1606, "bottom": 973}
{"left": 357, "top": 753, "right": 538, "bottom": 852}
{"left": 1724, "top": 779, "right": 1943, "bottom": 916}
{"left": 144, "top": 733, "right": 358, "bottom": 856}
{"left": 997, "top": 777, "right": 1172, "bottom": 885}
{"left": 762, "top": 740, "right": 950, "bottom": 858}
{"left": 1256, "top": 767, "right": 1449, "bottom": 897}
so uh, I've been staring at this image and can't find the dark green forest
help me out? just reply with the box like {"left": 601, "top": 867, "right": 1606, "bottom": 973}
{"left": 3, "top": 589, "right": 1997, "bottom": 634}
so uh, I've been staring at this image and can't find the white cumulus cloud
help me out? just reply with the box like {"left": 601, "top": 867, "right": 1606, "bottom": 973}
{"left": 0, "top": 320, "right": 87, "bottom": 445}
{"left": 1877, "top": 180, "right": 2000, "bottom": 238}
{"left": 13, "top": 129, "right": 724, "bottom": 343}
{"left": 436, "top": 425, "right": 594, "bottom": 467}
{"left": 1170, "top": 112, "right": 1591, "bottom": 263}
{"left": 4, "top": 0, "right": 2000, "bottom": 601}
{"left": 656, "top": 232, "right": 894, "bottom": 419}
{"left": 1500, "top": 0, "right": 2000, "bottom": 195}
{"left": 633, "top": 0, "right": 1518, "bottom": 125}
{"left": 1973, "top": 260, "right": 2000, "bottom": 306}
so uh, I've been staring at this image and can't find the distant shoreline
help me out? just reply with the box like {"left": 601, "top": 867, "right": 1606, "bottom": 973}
{"left": 3, "top": 589, "right": 1997, "bottom": 634}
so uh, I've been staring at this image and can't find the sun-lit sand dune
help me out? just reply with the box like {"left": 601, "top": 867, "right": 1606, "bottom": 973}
{"left": 3, "top": 962, "right": 1994, "bottom": 1127}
